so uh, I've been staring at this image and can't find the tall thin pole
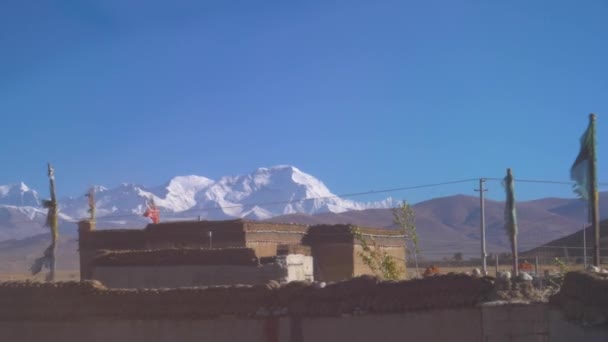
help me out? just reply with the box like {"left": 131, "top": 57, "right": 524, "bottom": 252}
{"left": 475, "top": 179, "right": 488, "bottom": 275}
{"left": 589, "top": 114, "right": 600, "bottom": 267}
{"left": 504, "top": 168, "right": 519, "bottom": 278}
{"left": 583, "top": 224, "right": 588, "bottom": 269}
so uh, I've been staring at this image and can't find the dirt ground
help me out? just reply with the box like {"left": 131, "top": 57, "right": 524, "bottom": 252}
{"left": 0, "top": 262, "right": 601, "bottom": 282}
{"left": 405, "top": 264, "right": 594, "bottom": 279}
{"left": 0, "top": 270, "right": 79, "bottom": 281}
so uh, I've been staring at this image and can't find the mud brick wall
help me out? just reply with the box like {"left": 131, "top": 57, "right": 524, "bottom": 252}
{"left": 145, "top": 220, "right": 248, "bottom": 249}
{"left": 310, "top": 242, "right": 354, "bottom": 281}
{"left": 79, "top": 220, "right": 310, "bottom": 279}
{"left": 2, "top": 275, "right": 607, "bottom": 342}
{"left": 79, "top": 220, "right": 406, "bottom": 282}
{"left": 305, "top": 224, "right": 406, "bottom": 281}
{"left": 92, "top": 265, "right": 288, "bottom": 288}
{"left": 552, "top": 271, "right": 608, "bottom": 325}
{"left": 0, "top": 274, "right": 493, "bottom": 320}
{"left": 91, "top": 248, "right": 260, "bottom": 267}
{"left": 88, "top": 248, "right": 285, "bottom": 288}
{"left": 352, "top": 245, "right": 406, "bottom": 278}
{"left": 244, "top": 222, "right": 309, "bottom": 258}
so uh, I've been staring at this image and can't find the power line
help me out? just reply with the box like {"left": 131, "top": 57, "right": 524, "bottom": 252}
{"left": 486, "top": 177, "right": 608, "bottom": 187}
{"left": 49, "top": 178, "right": 481, "bottom": 222}
{"left": 6, "top": 176, "right": 608, "bottom": 224}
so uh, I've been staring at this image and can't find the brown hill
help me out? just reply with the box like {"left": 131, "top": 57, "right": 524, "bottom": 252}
{"left": 0, "top": 234, "right": 79, "bottom": 274}
{"left": 522, "top": 219, "right": 608, "bottom": 260}
{"left": 0, "top": 193, "right": 596, "bottom": 275}
{"left": 268, "top": 194, "right": 587, "bottom": 259}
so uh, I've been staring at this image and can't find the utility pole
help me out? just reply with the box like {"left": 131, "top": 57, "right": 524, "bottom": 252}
{"left": 583, "top": 224, "right": 587, "bottom": 269}
{"left": 475, "top": 178, "right": 488, "bottom": 275}
{"left": 588, "top": 114, "right": 600, "bottom": 267}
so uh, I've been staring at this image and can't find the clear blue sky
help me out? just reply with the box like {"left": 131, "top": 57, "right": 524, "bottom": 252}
{"left": 1, "top": 0, "right": 607, "bottom": 203}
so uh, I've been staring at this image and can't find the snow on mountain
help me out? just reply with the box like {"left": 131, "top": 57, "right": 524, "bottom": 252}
{"left": 190, "top": 165, "right": 398, "bottom": 220}
{"left": 150, "top": 175, "right": 215, "bottom": 212}
{"left": 0, "top": 166, "right": 397, "bottom": 228}
{"left": 0, "top": 182, "right": 41, "bottom": 207}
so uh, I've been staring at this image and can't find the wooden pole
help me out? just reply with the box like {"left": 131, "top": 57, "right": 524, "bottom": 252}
{"left": 506, "top": 168, "right": 519, "bottom": 277}
{"left": 47, "top": 163, "right": 58, "bottom": 282}
{"left": 589, "top": 114, "right": 600, "bottom": 267}
{"left": 583, "top": 224, "right": 588, "bottom": 268}
{"left": 475, "top": 179, "right": 488, "bottom": 275}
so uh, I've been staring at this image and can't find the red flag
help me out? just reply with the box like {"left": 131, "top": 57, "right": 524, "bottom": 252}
{"left": 143, "top": 198, "right": 160, "bottom": 224}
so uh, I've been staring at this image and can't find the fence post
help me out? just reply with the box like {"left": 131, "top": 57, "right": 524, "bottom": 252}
{"left": 495, "top": 254, "right": 499, "bottom": 276}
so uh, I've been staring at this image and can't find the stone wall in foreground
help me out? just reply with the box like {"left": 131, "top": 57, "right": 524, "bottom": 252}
{"left": 0, "top": 274, "right": 492, "bottom": 319}
{"left": 0, "top": 273, "right": 607, "bottom": 342}
{"left": 551, "top": 271, "right": 608, "bottom": 326}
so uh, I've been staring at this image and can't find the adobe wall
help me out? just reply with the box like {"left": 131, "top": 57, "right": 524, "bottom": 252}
{"left": 551, "top": 271, "right": 608, "bottom": 320}
{"left": 79, "top": 221, "right": 405, "bottom": 282}
{"left": 244, "top": 222, "right": 308, "bottom": 258}
{"left": 0, "top": 319, "right": 279, "bottom": 342}
{"left": 300, "top": 309, "right": 481, "bottom": 342}
{"left": 310, "top": 243, "right": 354, "bottom": 281}
{"left": 78, "top": 220, "right": 249, "bottom": 280}
{"left": 88, "top": 249, "right": 314, "bottom": 288}
{"left": 304, "top": 224, "right": 406, "bottom": 281}
{"left": 548, "top": 310, "right": 608, "bottom": 342}
{"left": 0, "top": 312, "right": 480, "bottom": 342}
{"left": 92, "top": 265, "right": 287, "bottom": 288}
{"left": 0, "top": 274, "right": 606, "bottom": 342}
{"left": 0, "top": 274, "right": 493, "bottom": 319}
{"left": 247, "top": 242, "right": 283, "bottom": 258}
{"left": 1, "top": 307, "right": 606, "bottom": 342}
{"left": 78, "top": 220, "right": 312, "bottom": 280}
{"left": 352, "top": 245, "right": 406, "bottom": 278}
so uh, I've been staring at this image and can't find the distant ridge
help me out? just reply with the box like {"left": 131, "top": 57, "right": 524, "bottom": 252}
{"left": 0, "top": 165, "right": 398, "bottom": 240}
{"left": 1, "top": 165, "right": 606, "bottom": 264}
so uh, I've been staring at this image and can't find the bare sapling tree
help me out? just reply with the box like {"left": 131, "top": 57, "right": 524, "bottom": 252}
{"left": 392, "top": 200, "right": 419, "bottom": 278}
{"left": 351, "top": 226, "right": 403, "bottom": 280}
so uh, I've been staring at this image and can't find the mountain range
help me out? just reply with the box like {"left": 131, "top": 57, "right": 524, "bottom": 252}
{"left": 0, "top": 165, "right": 602, "bottom": 272}
{"left": 0, "top": 165, "right": 398, "bottom": 240}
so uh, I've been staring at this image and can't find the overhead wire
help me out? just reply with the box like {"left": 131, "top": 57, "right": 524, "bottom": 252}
{"left": 25, "top": 178, "right": 481, "bottom": 223}
{"left": 5, "top": 176, "right": 608, "bottom": 224}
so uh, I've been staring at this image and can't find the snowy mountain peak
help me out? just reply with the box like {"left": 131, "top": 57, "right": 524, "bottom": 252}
{"left": 93, "top": 185, "right": 108, "bottom": 193}
{"left": 150, "top": 175, "right": 215, "bottom": 212}
{"left": 249, "top": 165, "right": 332, "bottom": 196}
{"left": 166, "top": 175, "right": 214, "bottom": 191}
{"left": 18, "top": 181, "right": 30, "bottom": 192}
{"left": 0, "top": 182, "right": 40, "bottom": 207}
{"left": 1, "top": 165, "right": 397, "bottom": 223}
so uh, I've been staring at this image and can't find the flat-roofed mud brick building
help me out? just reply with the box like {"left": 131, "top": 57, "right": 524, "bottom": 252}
{"left": 78, "top": 219, "right": 405, "bottom": 288}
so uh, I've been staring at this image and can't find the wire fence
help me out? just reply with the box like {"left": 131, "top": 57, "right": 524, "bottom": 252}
{"left": 407, "top": 245, "right": 608, "bottom": 278}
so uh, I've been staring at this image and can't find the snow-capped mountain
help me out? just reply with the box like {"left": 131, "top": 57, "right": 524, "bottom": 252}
{"left": 0, "top": 166, "right": 398, "bottom": 234}
{"left": 0, "top": 182, "right": 40, "bottom": 207}
{"left": 190, "top": 166, "right": 390, "bottom": 219}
